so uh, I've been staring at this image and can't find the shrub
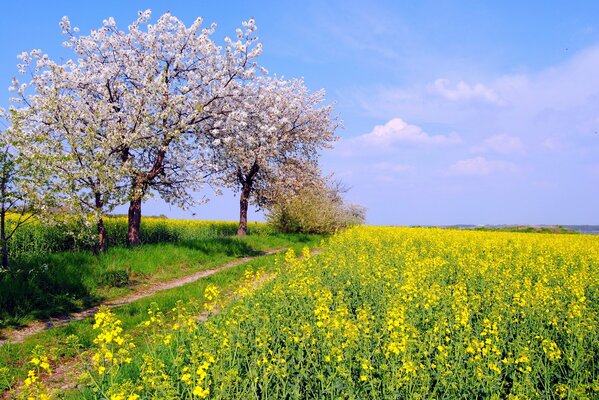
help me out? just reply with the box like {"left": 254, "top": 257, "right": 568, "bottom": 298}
{"left": 266, "top": 182, "right": 366, "bottom": 234}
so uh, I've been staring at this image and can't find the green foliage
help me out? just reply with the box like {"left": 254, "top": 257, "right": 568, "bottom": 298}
{"left": 99, "top": 269, "right": 130, "bottom": 288}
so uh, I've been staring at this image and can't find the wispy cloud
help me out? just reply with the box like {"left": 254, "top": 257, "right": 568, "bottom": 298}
{"left": 348, "top": 45, "right": 599, "bottom": 143}
{"left": 542, "top": 137, "right": 561, "bottom": 150}
{"left": 471, "top": 134, "right": 525, "bottom": 155}
{"left": 429, "top": 78, "right": 505, "bottom": 105}
{"left": 446, "top": 157, "right": 519, "bottom": 176}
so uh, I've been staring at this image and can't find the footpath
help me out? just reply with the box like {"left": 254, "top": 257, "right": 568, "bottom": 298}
{"left": 0, "top": 248, "right": 286, "bottom": 345}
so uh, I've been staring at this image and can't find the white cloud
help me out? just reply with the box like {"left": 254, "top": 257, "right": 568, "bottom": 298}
{"left": 356, "top": 118, "right": 461, "bottom": 146}
{"left": 350, "top": 45, "right": 599, "bottom": 135}
{"left": 429, "top": 78, "right": 504, "bottom": 105}
{"left": 446, "top": 157, "right": 519, "bottom": 176}
{"left": 471, "top": 134, "right": 525, "bottom": 155}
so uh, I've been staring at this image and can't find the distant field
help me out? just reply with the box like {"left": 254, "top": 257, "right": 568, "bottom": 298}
{"left": 563, "top": 225, "right": 599, "bottom": 234}
{"left": 446, "top": 224, "right": 599, "bottom": 235}
{"left": 55, "top": 226, "right": 598, "bottom": 399}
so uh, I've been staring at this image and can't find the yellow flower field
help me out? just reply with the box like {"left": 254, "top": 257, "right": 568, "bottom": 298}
{"left": 77, "top": 227, "right": 599, "bottom": 398}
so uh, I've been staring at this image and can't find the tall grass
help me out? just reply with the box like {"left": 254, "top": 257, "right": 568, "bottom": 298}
{"left": 0, "top": 217, "right": 279, "bottom": 329}
{"left": 5, "top": 215, "right": 268, "bottom": 262}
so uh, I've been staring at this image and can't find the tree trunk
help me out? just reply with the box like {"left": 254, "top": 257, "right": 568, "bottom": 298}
{"left": 1, "top": 205, "right": 7, "bottom": 270}
{"left": 237, "top": 180, "right": 252, "bottom": 236}
{"left": 1, "top": 240, "right": 7, "bottom": 270}
{"left": 93, "top": 193, "right": 107, "bottom": 254}
{"left": 127, "top": 196, "right": 142, "bottom": 246}
{"left": 95, "top": 217, "right": 107, "bottom": 254}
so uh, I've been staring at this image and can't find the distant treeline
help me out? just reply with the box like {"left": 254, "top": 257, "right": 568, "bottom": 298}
{"left": 446, "top": 225, "right": 598, "bottom": 234}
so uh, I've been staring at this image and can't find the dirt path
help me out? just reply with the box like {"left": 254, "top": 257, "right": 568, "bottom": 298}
{"left": 13, "top": 272, "right": 285, "bottom": 398}
{"left": 0, "top": 248, "right": 286, "bottom": 346}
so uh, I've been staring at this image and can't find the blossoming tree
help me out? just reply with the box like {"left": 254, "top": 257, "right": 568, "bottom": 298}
{"left": 8, "top": 46, "right": 130, "bottom": 252}
{"left": 10, "top": 10, "right": 263, "bottom": 246}
{"left": 0, "top": 133, "right": 44, "bottom": 268}
{"left": 209, "top": 76, "right": 338, "bottom": 235}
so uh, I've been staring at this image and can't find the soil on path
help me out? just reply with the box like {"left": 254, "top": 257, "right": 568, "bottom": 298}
{"left": 0, "top": 248, "right": 286, "bottom": 346}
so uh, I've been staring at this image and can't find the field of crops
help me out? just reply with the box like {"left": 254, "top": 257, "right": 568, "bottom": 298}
{"left": 19, "top": 227, "right": 599, "bottom": 399}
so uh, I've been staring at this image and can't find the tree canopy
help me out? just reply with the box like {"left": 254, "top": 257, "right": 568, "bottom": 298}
{"left": 3, "top": 9, "right": 355, "bottom": 251}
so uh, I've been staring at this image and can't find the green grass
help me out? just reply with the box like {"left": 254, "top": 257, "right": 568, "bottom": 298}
{"left": 0, "top": 233, "right": 319, "bottom": 329}
{"left": 0, "top": 234, "right": 324, "bottom": 393}
{"left": 4, "top": 215, "right": 269, "bottom": 261}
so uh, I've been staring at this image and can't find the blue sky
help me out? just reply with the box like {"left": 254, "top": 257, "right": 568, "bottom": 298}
{"left": 1, "top": 1, "right": 598, "bottom": 225}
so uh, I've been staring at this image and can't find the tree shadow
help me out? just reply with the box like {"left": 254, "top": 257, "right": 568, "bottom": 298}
{"left": 0, "top": 253, "right": 100, "bottom": 330}
{"left": 177, "top": 237, "right": 263, "bottom": 257}
{"left": 285, "top": 233, "right": 314, "bottom": 243}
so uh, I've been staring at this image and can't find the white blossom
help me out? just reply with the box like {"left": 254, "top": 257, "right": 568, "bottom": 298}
{"left": 207, "top": 74, "right": 339, "bottom": 233}
{"left": 9, "top": 10, "right": 263, "bottom": 233}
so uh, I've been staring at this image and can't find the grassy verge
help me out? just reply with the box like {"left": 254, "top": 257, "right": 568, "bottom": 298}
{"left": 4, "top": 215, "right": 268, "bottom": 261}
{"left": 0, "top": 233, "right": 317, "bottom": 329}
{"left": 0, "top": 234, "right": 324, "bottom": 392}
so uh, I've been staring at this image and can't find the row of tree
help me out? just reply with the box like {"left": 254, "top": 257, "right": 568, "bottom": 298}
{"left": 0, "top": 10, "right": 343, "bottom": 261}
